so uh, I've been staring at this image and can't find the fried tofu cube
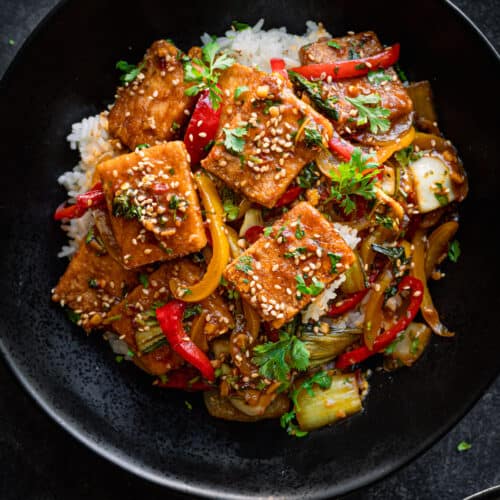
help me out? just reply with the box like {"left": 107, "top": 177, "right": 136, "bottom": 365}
{"left": 97, "top": 142, "right": 206, "bottom": 269}
{"left": 108, "top": 40, "right": 197, "bottom": 150}
{"left": 107, "top": 259, "right": 233, "bottom": 375}
{"left": 224, "top": 202, "right": 355, "bottom": 328}
{"left": 299, "top": 32, "right": 413, "bottom": 141}
{"left": 201, "top": 64, "right": 333, "bottom": 208}
{"left": 51, "top": 238, "right": 139, "bottom": 332}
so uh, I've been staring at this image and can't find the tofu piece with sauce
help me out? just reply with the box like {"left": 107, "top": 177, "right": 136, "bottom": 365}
{"left": 51, "top": 237, "right": 139, "bottom": 332}
{"left": 223, "top": 202, "right": 355, "bottom": 328}
{"left": 107, "top": 259, "right": 233, "bottom": 375}
{"left": 97, "top": 142, "right": 206, "bottom": 269}
{"left": 201, "top": 64, "right": 333, "bottom": 208}
{"left": 299, "top": 32, "right": 413, "bottom": 141}
{"left": 108, "top": 40, "right": 197, "bottom": 150}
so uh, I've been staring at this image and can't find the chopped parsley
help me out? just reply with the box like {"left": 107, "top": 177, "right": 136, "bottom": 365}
{"left": 410, "top": 337, "right": 420, "bottom": 355}
{"left": 263, "top": 227, "right": 273, "bottom": 237}
{"left": 394, "top": 63, "right": 408, "bottom": 83}
{"left": 328, "top": 148, "right": 380, "bottom": 214}
{"left": 280, "top": 371, "right": 332, "bottom": 437}
{"left": 327, "top": 40, "right": 341, "bottom": 49}
{"left": 8, "top": 39, "right": 15, "bottom": 46}
{"left": 284, "top": 247, "right": 307, "bottom": 259}
{"left": 232, "top": 20, "right": 251, "bottom": 31}
{"left": 457, "top": 440, "right": 472, "bottom": 452}
{"left": 235, "top": 255, "right": 253, "bottom": 274}
{"left": 434, "top": 183, "right": 449, "bottom": 206}
{"left": 367, "top": 69, "right": 392, "bottom": 85}
{"left": 395, "top": 145, "right": 422, "bottom": 167}
{"left": 252, "top": 332, "right": 310, "bottom": 384}
{"left": 66, "top": 308, "right": 80, "bottom": 324}
{"left": 294, "top": 219, "right": 305, "bottom": 239}
{"left": 448, "top": 240, "right": 461, "bottom": 263}
{"left": 115, "top": 355, "right": 124, "bottom": 363}
{"left": 297, "top": 161, "right": 320, "bottom": 189}
{"left": 183, "top": 40, "right": 235, "bottom": 109}
{"left": 223, "top": 125, "right": 248, "bottom": 154}
{"left": 234, "top": 85, "right": 249, "bottom": 99}
{"left": 112, "top": 194, "right": 142, "bottom": 219}
{"left": 303, "top": 126, "right": 324, "bottom": 148}
{"left": 88, "top": 278, "right": 98, "bottom": 289}
{"left": 136, "top": 143, "right": 150, "bottom": 150}
{"left": 384, "top": 333, "right": 404, "bottom": 354}
{"left": 183, "top": 304, "right": 203, "bottom": 320}
{"left": 375, "top": 214, "right": 395, "bottom": 230}
{"left": 344, "top": 93, "right": 391, "bottom": 134}
{"left": 139, "top": 273, "right": 149, "bottom": 288}
{"left": 288, "top": 71, "right": 339, "bottom": 121}
{"left": 184, "top": 400, "right": 193, "bottom": 410}
{"left": 327, "top": 252, "right": 341, "bottom": 274}
{"left": 171, "top": 122, "right": 180, "bottom": 131}
{"left": 296, "top": 275, "right": 324, "bottom": 296}
{"left": 223, "top": 199, "right": 239, "bottom": 221}
{"left": 116, "top": 60, "right": 145, "bottom": 84}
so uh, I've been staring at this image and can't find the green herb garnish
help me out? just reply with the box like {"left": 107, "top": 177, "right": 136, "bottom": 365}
{"left": 303, "top": 126, "right": 324, "bottom": 148}
{"left": 112, "top": 194, "right": 142, "bottom": 220}
{"left": 448, "top": 240, "right": 461, "bottom": 263}
{"left": 183, "top": 304, "right": 202, "bottom": 320}
{"left": 344, "top": 93, "right": 391, "bottom": 134}
{"left": 235, "top": 255, "right": 253, "bottom": 274}
{"left": 457, "top": 440, "right": 472, "bottom": 452}
{"left": 327, "top": 40, "right": 341, "bottom": 49}
{"left": 234, "top": 86, "right": 249, "bottom": 99}
{"left": 327, "top": 252, "right": 341, "bottom": 274}
{"left": 295, "top": 275, "right": 324, "bottom": 296}
{"left": 139, "top": 273, "right": 149, "bottom": 288}
{"left": 223, "top": 199, "right": 239, "bottom": 221}
{"left": 116, "top": 60, "right": 145, "bottom": 84}
{"left": 223, "top": 125, "right": 248, "bottom": 154}
{"left": 297, "top": 161, "right": 320, "bottom": 189}
{"left": 367, "top": 69, "right": 392, "bottom": 85}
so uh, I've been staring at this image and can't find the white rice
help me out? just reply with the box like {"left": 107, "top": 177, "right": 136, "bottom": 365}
{"left": 201, "top": 19, "right": 331, "bottom": 72}
{"left": 57, "top": 21, "right": 331, "bottom": 257}
{"left": 57, "top": 112, "right": 117, "bottom": 258}
{"left": 302, "top": 274, "right": 346, "bottom": 323}
{"left": 334, "top": 223, "right": 361, "bottom": 249}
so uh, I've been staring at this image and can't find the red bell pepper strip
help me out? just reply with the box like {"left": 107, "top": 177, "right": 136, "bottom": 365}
{"left": 328, "top": 135, "right": 355, "bottom": 161}
{"left": 184, "top": 89, "right": 221, "bottom": 166}
{"left": 244, "top": 225, "right": 264, "bottom": 244}
{"left": 291, "top": 43, "right": 400, "bottom": 80}
{"left": 335, "top": 275, "right": 424, "bottom": 369}
{"left": 328, "top": 289, "right": 368, "bottom": 317}
{"left": 54, "top": 182, "right": 105, "bottom": 220}
{"left": 155, "top": 368, "right": 213, "bottom": 391}
{"left": 270, "top": 58, "right": 288, "bottom": 78}
{"left": 155, "top": 300, "right": 215, "bottom": 381}
{"left": 275, "top": 186, "right": 303, "bottom": 208}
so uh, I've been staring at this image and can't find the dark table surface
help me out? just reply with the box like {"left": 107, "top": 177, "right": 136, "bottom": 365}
{"left": 1, "top": 1, "right": 499, "bottom": 499}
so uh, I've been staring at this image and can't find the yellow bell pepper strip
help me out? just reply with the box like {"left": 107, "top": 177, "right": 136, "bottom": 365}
{"left": 225, "top": 225, "right": 241, "bottom": 260}
{"left": 363, "top": 268, "right": 393, "bottom": 350}
{"left": 374, "top": 186, "right": 405, "bottom": 220}
{"left": 411, "top": 229, "right": 454, "bottom": 337}
{"left": 425, "top": 221, "right": 459, "bottom": 278}
{"left": 336, "top": 275, "right": 424, "bottom": 369}
{"left": 169, "top": 171, "right": 229, "bottom": 301}
{"left": 375, "top": 127, "right": 415, "bottom": 164}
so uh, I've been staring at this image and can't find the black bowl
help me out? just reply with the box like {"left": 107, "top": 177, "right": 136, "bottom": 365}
{"left": 1, "top": 0, "right": 499, "bottom": 498}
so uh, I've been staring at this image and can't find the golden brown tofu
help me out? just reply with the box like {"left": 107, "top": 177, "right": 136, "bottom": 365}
{"left": 97, "top": 142, "right": 206, "bottom": 269}
{"left": 201, "top": 64, "right": 333, "bottom": 208}
{"left": 108, "top": 40, "right": 197, "bottom": 150}
{"left": 51, "top": 239, "right": 139, "bottom": 332}
{"left": 299, "top": 32, "right": 413, "bottom": 142}
{"left": 224, "top": 202, "right": 355, "bottom": 328}
{"left": 107, "top": 259, "right": 233, "bottom": 375}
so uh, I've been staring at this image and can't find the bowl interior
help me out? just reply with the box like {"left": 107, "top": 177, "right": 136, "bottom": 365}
{"left": 0, "top": 0, "right": 499, "bottom": 498}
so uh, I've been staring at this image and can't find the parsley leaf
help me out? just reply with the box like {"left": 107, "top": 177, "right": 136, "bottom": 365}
{"left": 223, "top": 125, "right": 248, "bottom": 154}
{"left": 182, "top": 40, "right": 235, "bottom": 109}
{"left": 116, "top": 60, "right": 145, "bottom": 84}
{"left": 375, "top": 214, "right": 395, "bottom": 230}
{"left": 139, "top": 273, "right": 149, "bottom": 288}
{"left": 294, "top": 219, "right": 305, "bottom": 239}
{"left": 136, "top": 143, "right": 150, "bottom": 150}
{"left": 183, "top": 304, "right": 202, "bottom": 320}
{"left": 223, "top": 199, "right": 239, "bottom": 221}
{"left": 232, "top": 20, "right": 251, "bottom": 31}
{"left": 303, "top": 126, "right": 324, "bottom": 148}
{"left": 434, "top": 182, "right": 449, "bottom": 206}
{"left": 367, "top": 69, "right": 392, "bottom": 85}
{"left": 252, "top": 332, "right": 310, "bottom": 384}
{"left": 457, "top": 440, "right": 472, "bottom": 452}
{"left": 235, "top": 255, "right": 253, "bottom": 274}
{"left": 394, "top": 63, "right": 408, "bottom": 83}
{"left": 234, "top": 85, "right": 249, "bottom": 99}
{"left": 284, "top": 247, "right": 307, "bottom": 259}
{"left": 296, "top": 275, "right": 324, "bottom": 296}
{"left": 328, "top": 148, "right": 380, "bottom": 214}
{"left": 344, "top": 93, "right": 391, "bottom": 134}
{"left": 297, "top": 161, "right": 320, "bottom": 189}
{"left": 263, "top": 227, "right": 273, "bottom": 237}
{"left": 395, "top": 145, "right": 422, "bottom": 167}
{"left": 327, "top": 252, "right": 341, "bottom": 274}
{"left": 327, "top": 40, "right": 341, "bottom": 49}
{"left": 112, "top": 194, "right": 142, "bottom": 220}
{"left": 448, "top": 240, "right": 461, "bottom": 263}
{"left": 288, "top": 71, "right": 338, "bottom": 121}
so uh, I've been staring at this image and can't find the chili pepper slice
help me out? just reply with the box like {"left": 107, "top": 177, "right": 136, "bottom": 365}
{"left": 328, "top": 289, "right": 368, "bottom": 317}
{"left": 156, "top": 300, "right": 215, "bottom": 381}
{"left": 335, "top": 275, "right": 423, "bottom": 369}
{"left": 328, "top": 135, "right": 355, "bottom": 161}
{"left": 155, "top": 367, "right": 213, "bottom": 391}
{"left": 270, "top": 58, "right": 288, "bottom": 77}
{"left": 275, "top": 186, "right": 303, "bottom": 207}
{"left": 291, "top": 43, "right": 400, "bottom": 80}
{"left": 244, "top": 225, "right": 264, "bottom": 244}
{"left": 54, "top": 182, "right": 105, "bottom": 220}
{"left": 184, "top": 89, "right": 221, "bottom": 166}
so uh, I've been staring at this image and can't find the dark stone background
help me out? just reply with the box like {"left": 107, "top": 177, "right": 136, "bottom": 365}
{"left": 0, "top": 1, "right": 498, "bottom": 498}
